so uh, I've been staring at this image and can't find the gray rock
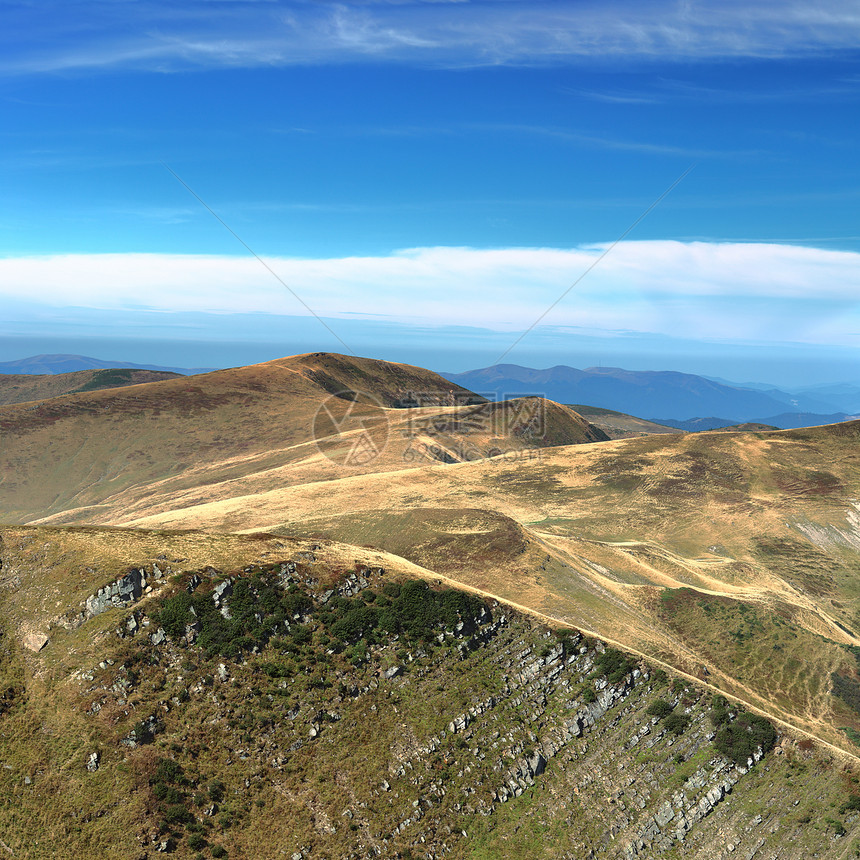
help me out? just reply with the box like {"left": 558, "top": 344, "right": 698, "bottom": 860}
{"left": 212, "top": 579, "right": 233, "bottom": 606}
{"left": 86, "top": 752, "right": 100, "bottom": 772}
{"left": 527, "top": 752, "right": 546, "bottom": 778}
{"left": 85, "top": 568, "right": 145, "bottom": 617}
{"left": 448, "top": 714, "right": 471, "bottom": 734}
{"left": 150, "top": 627, "right": 167, "bottom": 646}
{"left": 655, "top": 802, "right": 674, "bottom": 828}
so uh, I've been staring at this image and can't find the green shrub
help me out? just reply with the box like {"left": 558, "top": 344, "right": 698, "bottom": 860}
{"left": 582, "top": 687, "right": 597, "bottom": 703}
{"left": 211, "top": 846, "right": 228, "bottom": 859}
{"left": 153, "top": 783, "right": 184, "bottom": 804}
{"left": 843, "top": 727, "right": 860, "bottom": 747}
{"left": 840, "top": 795, "right": 860, "bottom": 814}
{"left": 825, "top": 817, "right": 846, "bottom": 837}
{"left": 291, "top": 624, "right": 312, "bottom": 646}
{"left": 132, "top": 719, "right": 155, "bottom": 745}
{"left": 153, "top": 758, "right": 185, "bottom": 784}
{"left": 646, "top": 699, "right": 674, "bottom": 719}
{"left": 153, "top": 593, "right": 194, "bottom": 641}
{"left": 593, "top": 648, "right": 636, "bottom": 685}
{"left": 187, "top": 834, "right": 207, "bottom": 850}
{"left": 163, "top": 804, "right": 192, "bottom": 826}
{"left": 664, "top": 712, "right": 690, "bottom": 735}
{"left": 710, "top": 695, "right": 731, "bottom": 727}
{"left": 714, "top": 711, "right": 777, "bottom": 765}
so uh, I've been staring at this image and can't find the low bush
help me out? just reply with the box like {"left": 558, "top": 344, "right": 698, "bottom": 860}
{"left": 153, "top": 758, "right": 185, "bottom": 784}
{"left": 163, "top": 804, "right": 192, "bottom": 826}
{"left": 592, "top": 647, "right": 636, "bottom": 685}
{"left": 646, "top": 699, "right": 674, "bottom": 719}
{"left": 664, "top": 712, "right": 690, "bottom": 735}
{"left": 841, "top": 795, "right": 860, "bottom": 814}
{"left": 710, "top": 695, "right": 731, "bottom": 727}
{"left": 714, "top": 711, "right": 777, "bottom": 765}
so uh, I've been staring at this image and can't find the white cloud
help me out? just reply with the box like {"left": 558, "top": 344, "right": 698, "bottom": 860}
{"left": 3, "top": 1, "right": 860, "bottom": 75}
{"left": 1, "top": 241, "right": 858, "bottom": 346}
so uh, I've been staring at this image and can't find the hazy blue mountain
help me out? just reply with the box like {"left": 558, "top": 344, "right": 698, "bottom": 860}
{"left": 441, "top": 364, "right": 828, "bottom": 421}
{"left": 791, "top": 383, "right": 860, "bottom": 414}
{"left": 655, "top": 413, "right": 852, "bottom": 431}
{"left": 750, "top": 411, "right": 852, "bottom": 430}
{"left": 653, "top": 417, "right": 740, "bottom": 432}
{"left": 704, "top": 376, "right": 860, "bottom": 413}
{"left": 0, "top": 354, "right": 213, "bottom": 376}
{"left": 700, "top": 375, "right": 782, "bottom": 391}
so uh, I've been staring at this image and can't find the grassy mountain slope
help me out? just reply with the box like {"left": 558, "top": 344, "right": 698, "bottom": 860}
{"left": 567, "top": 403, "right": 681, "bottom": 439}
{"left": 0, "top": 368, "right": 182, "bottom": 406}
{"left": 1, "top": 524, "right": 858, "bottom": 860}
{"left": 3, "top": 354, "right": 860, "bottom": 759}
{"left": 112, "top": 418, "right": 860, "bottom": 750}
{"left": 284, "top": 351, "right": 484, "bottom": 407}
{"left": 0, "top": 354, "right": 605, "bottom": 526}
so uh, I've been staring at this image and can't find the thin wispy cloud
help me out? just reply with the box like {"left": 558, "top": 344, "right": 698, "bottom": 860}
{"left": 568, "top": 89, "right": 660, "bottom": 105}
{"left": 4, "top": 1, "right": 860, "bottom": 75}
{"left": 566, "top": 78, "right": 860, "bottom": 106}
{"left": 1, "top": 242, "right": 857, "bottom": 347}
{"left": 474, "top": 123, "right": 765, "bottom": 160}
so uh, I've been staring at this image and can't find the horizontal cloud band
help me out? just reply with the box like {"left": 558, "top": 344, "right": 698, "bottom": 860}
{"left": 5, "top": 1, "right": 860, "bottom": 75}
{"left": 2, "top": 241, "right": 858, "bottom": 346}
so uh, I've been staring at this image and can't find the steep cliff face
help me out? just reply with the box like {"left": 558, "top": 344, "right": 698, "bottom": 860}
{"left": 0, "top": 533, "right": 858, "bottom": 859}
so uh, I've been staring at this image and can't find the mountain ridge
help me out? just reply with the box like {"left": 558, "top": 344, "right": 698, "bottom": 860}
{"left": 0, "top": 367, "right": 183, "bottom": 406}
{"left": 442, "top": 363, "right": 842, "bottom": 421}
{"left": 0, "top": 353, "right": 214, "bottom": 376}
{"left": 3, "top": 351, "right": 860, "bottom": 799}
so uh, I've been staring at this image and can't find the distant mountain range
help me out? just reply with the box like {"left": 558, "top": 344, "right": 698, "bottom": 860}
{"left": 0, "top": 354, "right": 213, "bottom": 376}
{"left": 4, "top": 355, "right": 858, "bottom": 430}
{"left": 442, "top": 363, "right": 860, "bottom": 427}
{"left": 654, "top": 414, "right": 852, "bottom": 432}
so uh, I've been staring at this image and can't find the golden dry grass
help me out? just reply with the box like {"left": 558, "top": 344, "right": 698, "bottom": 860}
{"left": 2, "top": 353, "right": 860, "bottom": 750}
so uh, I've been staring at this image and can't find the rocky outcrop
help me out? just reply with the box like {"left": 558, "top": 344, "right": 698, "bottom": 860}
{"left": 57, "top": 557, "right": 847, "bottom": 860}
{"left": 84, "top": 563, "right": 167, "bottom": 618}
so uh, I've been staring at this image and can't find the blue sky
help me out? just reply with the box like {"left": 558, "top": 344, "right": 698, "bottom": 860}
{"left": 2, "top": 0, "right": 860, "bottom": 385}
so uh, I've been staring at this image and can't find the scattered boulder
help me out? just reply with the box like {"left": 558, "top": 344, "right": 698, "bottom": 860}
{"left": 23, "top": 631, "right": 49, "bottom": 652}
